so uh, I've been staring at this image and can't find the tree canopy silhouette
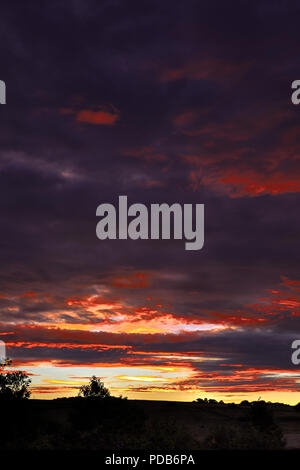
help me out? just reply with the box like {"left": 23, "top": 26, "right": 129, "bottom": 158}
{"left": 0, "top": 371, "right": 31, "bottom": 399}
{"left": 79, "top": 376, "right": 111, "bottom": 399}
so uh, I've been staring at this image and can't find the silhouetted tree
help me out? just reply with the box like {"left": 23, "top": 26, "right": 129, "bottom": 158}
{"left": 195, "top": 398, "right": 222, "bottom": 405}
{"left": 0, "top": 371, "right": 31, "bottom": 399}
{"left": 79, "top": 376, "right": 110, "bottom": 398}
{"left": 195, "top": 397, "right": 209, "bottom": 404}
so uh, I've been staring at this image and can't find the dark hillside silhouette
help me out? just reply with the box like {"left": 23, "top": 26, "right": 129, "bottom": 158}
{"left": 0, "top": 373, "right": 294, "bottom": 450}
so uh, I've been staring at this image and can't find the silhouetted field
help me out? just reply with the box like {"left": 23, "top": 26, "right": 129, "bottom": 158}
{"left": 1, "top": 398, "right": 300, "bottom": 450}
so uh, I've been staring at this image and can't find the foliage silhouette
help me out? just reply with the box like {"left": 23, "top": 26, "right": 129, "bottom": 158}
{"left": 78, "top": 376, "right": 110, "bottom": 399}
{"left": 0, "top": 371, "right": 31, "bottom": 399}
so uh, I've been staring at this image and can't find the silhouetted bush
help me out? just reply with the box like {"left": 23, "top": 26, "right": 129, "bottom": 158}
{"left": 78, "top": 376, "right": 110, "bottom": 399}
{"left": 0, "top": 371, "right": 31, "bottom": 399}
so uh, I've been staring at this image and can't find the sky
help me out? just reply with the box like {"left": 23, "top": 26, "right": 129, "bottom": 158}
{"left": 1, "top": 0, "right": 300, "bottom": 403}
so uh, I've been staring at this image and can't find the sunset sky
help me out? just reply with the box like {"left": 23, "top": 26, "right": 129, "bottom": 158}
{"left": 1, "top": 1, "right": 300, "bottom": 403}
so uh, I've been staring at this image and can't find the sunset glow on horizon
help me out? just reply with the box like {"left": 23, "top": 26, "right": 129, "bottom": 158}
{"left": 1, "top": 275, "right": 300, "bottom": 404}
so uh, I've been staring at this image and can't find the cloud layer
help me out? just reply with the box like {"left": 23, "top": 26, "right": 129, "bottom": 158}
{"left": 1, "top": 1, "right": 300, "bottom": 401}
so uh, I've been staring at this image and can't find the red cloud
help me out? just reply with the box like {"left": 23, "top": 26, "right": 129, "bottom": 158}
{"left": 219, "top": 169, "right": 300, "bottom": 197}
{"left": 21, "top": 291, "right": 36, "bottom": 298}
{"left": 210, "top": 312, "right": 269, "bottom": 326}
{"left": 110, "top": 272, "right": 151, "bottom": 289}
{"left": 159, "top": 59, "right": 249, "bottom": 82}
{"left": 5, "top": 340, "right": 131, "bottom": 351}
{"left": 186, "top": 163, "right": 300, "bottom": 198}
{"left": 178, "top": 109, "right": 290, "bottom": 140}
{"left": 76, "top": 109, "right": 119, "bottom": 125}
{"left": 174, "top": 103, "right": 300, "bottom": 197}
{"left": 60, "top": 105, "right": 120, "bottom": 125}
